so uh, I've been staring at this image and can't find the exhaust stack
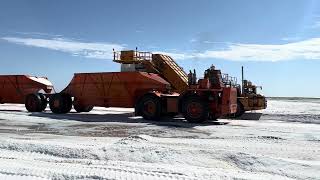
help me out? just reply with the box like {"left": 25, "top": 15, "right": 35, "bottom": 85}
{"left": 241, "top": 66, "right": 244, "bottom": 94}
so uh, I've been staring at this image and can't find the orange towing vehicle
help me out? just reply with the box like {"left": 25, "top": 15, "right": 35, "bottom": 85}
{"left": 45, "top": 50, "right": 237, "bottom": 123}
{"left": 221, "top": 67, "right": 267, "bottom": 117}
{"left": 0, "top": 75, "right": 53, "bottom": 112}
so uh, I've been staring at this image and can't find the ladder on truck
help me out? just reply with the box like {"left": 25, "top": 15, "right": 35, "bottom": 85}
{"left": 113, "top": 50, "right": 189, "bottom": 93}
{"left": 151, "top": 54, "right": 188, "bottom": 93}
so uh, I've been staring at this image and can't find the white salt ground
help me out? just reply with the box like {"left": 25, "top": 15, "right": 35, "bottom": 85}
{"left": 0, "top": 99, "right": 318, "bottom": 179}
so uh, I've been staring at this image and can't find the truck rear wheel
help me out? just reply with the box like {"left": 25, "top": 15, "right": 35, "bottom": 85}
{"left": 49, "top": 93, "right": 72, "bottom": 114}
{"left": 182, "top": 97, "right": 208, "bottom": 123}
{"left": 25, "top": 93, "right": 42, "bottom": 112}
{"left": 137, "top": 95, "right": 161, "bottom": 120}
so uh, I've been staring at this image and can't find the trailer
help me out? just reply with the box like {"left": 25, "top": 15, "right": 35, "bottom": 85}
{"left": 46, "top": 50, "right": 237, "bottom": 123}
{"left": 0, "top": 75, "right": 53, "bottom": 112}
{"left": 48, "top": 72, "right": 171, "bottom": 114}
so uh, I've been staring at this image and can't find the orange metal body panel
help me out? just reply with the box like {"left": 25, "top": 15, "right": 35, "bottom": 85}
{"left": 221, "top": 87, "right": 238, "bottom": 115}
{"left": 198, "top": 79, "right": 210, "bottom": 89}
{"left": 184, "top": 86, "right": 238, "bottom": 117}
{"left": 166, "top": 97, "right": 179, "bottom": 113}
{"left": 0, "top": 75, "right": 53, "bottom": 104}
{"left": 61, "top": 72, "right": 170, "bottom": 108}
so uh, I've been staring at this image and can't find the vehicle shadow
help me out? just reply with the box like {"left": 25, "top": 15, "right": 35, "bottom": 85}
{"left": 0, "top": 109, "right": 26, "bottom": 113}
{"left": 262, "top": 113, "right": 320, "bottom": 124}
{"left": 29, "top": 111, "right": 230, "bottom": 128}
{"left": 232, "top": 112, "right": 263, "bottom": 120}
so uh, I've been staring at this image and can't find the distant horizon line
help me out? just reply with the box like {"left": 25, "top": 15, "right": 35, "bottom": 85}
{"left": 267, "top": 96, "right": 320, "bottom": 99}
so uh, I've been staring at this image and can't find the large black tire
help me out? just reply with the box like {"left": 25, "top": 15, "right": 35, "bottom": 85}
{"left": 82, "top": 105, "right": 93, "bottom": 112}
{"left": 25, "top": 93, "right": 42, "bottom": 112}
{"left": 49, "top": 93, "right": 72, "bottom": 114}
{"left": 73, "top": 103, "right": 94, "bottom": 113}
{"left": 182, "top": 96, "right": 208, "bottom": 123}
{"left": 235, "top": 101, "right": 245, "bottom": 117}
{"left": 136, "top": 95, "right": 161, "bottom": 121}
{"left": 38, "top": 93, "right": 48, "bottom": 112}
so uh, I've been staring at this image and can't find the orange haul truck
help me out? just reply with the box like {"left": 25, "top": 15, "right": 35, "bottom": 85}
{"left": 44, "top": 50, "right": 237, "bottom": 123}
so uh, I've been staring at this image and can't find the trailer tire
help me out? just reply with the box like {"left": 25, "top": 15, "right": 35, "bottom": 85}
{"left": 182, "top": 96, "right": 208, "bottom": 123}
{"left": 235, "top": 101, "right": 245, "bottom": 117}
{"left": 137, "top": 95, "right": 161, "bottom": 121}
{"left": 38, "top": 93, "right": 48, "bottom": 112}
{"left": 74, "top": 103, "right": 94, "bottom": 113}
{"left": 49, "top": 93, "right": 72, "bottom": 114}
{"left": 25, "top": 93, "right": 42, "bottom": 112}
{"left": 82, "top": 105, "right": 93, "bottom": 112}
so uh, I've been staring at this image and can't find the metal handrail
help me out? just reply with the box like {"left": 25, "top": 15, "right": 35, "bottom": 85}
{"left": 222, "top": 73, "right": 238, "bottom": 87}
{"left": 113, "top": 51, "right": 152, "bottom": 61}
{"left": 136, "top": 51, "right": 152, "bottom": 61}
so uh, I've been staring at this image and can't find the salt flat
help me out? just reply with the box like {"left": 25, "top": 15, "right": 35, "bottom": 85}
{"left": 0, "top": 98, "right": 319, "bottom": 179}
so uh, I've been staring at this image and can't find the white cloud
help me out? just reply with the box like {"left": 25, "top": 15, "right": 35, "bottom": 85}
{"left": 13, "top": 31, "right": 64, "bottom": 37}
{"left": 189, "top": 38, "right": 197, "bottom": 43}
{"left": 162, "top": 38, "right": 320, "bottom": 62}
{"left": 308, "top": 15, "right": 320, "bottom": 29}
{"left": 281, "top": 37, "right": 301, "bottom": 41}
{"left": 1, "top": 37, "right": 125, "bottom": 59}
{"left": 154, "top": 51, "right": 195, "bottom": 60}
{"left": 193, "top": 38, "right": 320, "bottom": 61}
{"left": 310, "top": 21, "right": 320, "bottom": 29}
{"left": 3, "top": 36, "right": 320, "bottom": 62}
{"left": 202, "top": 40, "right": 216, "bottom": 44}
{"left": 160, "top": 38, "right": 320, "bottom": 62}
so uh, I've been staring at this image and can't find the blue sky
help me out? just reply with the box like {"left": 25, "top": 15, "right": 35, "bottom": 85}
{"left": 1, "top": 0, "right": 320, "bottom": 97}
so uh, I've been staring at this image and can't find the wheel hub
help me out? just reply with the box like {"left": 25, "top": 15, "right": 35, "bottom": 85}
{"left": 187, "top": 102, "right": 202, "bottom": 118}
{"left": 54, "top": 100, "right": 60, "bottom": 108}
{"left": 143, "top": 100, "right": 156, "bottom": 116}
{"left": 28, "top": 97, "right": 36, "bottom": 109}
